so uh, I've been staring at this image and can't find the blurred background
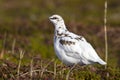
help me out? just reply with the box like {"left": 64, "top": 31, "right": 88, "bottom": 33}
{"left": 0, "top": 0, "right": 120, "bottom": 67}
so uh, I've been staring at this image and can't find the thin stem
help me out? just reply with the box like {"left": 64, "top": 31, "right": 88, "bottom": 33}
{"left": 12, "top": 39, "right": 16, "bottom": 54}
{"left": 17, "top": 49, "right": 25, "bottom": 76}
{"left": 66, "top": 64, "right": 76, "bottom": 80}
{"left": 54, "top": 60, "right": 57, "bottom": 79}
{"left": 30, "top": 59, "right": 33, "bottom": 80}
{"left": 40, "top": 59, "right": 54, "bottom": 77}
{"left": 104, "top": 0, "right": 108, "bottom": 69}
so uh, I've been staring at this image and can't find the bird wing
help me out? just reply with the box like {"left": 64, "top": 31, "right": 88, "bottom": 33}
{"left": 59, "top": 32, "right": 102, "bottom": 63}
{"left": 58, "top": 32, "right": 86, "bottom": 59}
{"left": 79, "top": 41, "right": 102, "bottom": 62}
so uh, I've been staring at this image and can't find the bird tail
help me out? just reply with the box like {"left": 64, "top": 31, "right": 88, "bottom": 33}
{"left": 98, "top": 59, "right": 107, "bottom": 65}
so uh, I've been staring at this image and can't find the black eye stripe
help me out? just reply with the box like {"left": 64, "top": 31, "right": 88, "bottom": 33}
{"left": 50, "top": 17, "right": 58, "bottom": 19}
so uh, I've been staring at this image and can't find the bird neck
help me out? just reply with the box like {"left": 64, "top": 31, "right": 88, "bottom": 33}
{"left": 54, "top": 22, "right": 67, "bottom": 36}
{"left": 55, "top": 21, "right": 67, "bottom": 30}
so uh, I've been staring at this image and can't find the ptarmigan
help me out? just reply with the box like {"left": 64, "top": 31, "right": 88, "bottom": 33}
{"left": 49, "top": 14, "right": 106, "bottom": 66}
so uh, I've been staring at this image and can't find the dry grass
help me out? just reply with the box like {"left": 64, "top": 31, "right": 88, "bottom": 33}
{"left": 17, "top": 49, "right": 25, "bottom": 76}
{"left": 104, "top": 0, "right": 108, "bottom": 69}
{"left": 0, "top": 56, "right": 120, "bottom": 80}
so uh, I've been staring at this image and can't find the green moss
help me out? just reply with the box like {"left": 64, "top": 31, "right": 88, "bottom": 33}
{"left": 29, "top": 34, "right": 54, "bottom": 58}
{"left": 77, "top": 71, "right": 101, "bottom": 80}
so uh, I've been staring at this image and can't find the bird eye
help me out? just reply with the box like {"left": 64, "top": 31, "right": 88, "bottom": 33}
{"left": 51, "top": 17, "right": 58, "bottom": 19}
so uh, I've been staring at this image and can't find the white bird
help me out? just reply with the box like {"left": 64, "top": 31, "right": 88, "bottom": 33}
{"left": 49, "top": 14, "right": 106, "bottom": 66}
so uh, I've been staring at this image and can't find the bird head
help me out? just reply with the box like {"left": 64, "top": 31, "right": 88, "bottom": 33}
{"left": 49, "top": 14, "right": 64, "bottom": 25}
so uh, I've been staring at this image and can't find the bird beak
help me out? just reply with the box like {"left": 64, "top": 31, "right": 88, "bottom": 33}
{"left": 49, "top": 17, "right": 53, "bottom": 20}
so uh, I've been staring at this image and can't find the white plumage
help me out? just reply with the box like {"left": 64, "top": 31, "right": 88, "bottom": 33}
{"left": 49, "top": 14, "right": 106, "bottom": 66}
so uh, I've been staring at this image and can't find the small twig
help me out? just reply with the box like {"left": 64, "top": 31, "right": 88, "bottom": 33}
{"left": 12, "top": 39, "right": 16, "bottom": 54}
{"left": 3, "top": 32, "right": 7, "bottom": 49}
{"left": 104, "top": 1, "right": 110, "bottom": 78}
{"left": 19, "top": 69, "right": 54, "bottom": 77}
{"left": 30, "top": 59, "right": 33, "bottom": 80}
{"left": 66, "top": 64, "right": 76, "bottom": 80}
{"left": 40, "top": 59, "right": 54, "bottom": 77}
{"left": 17, "top": 49, "right": 25, "bottom": 76}
{"left": 0, "top": 33, "right": 7, "bottom": 59}
{"left": 54, "top": 60, "right": 57, "bottom": 79}
{"left": 59, "top": 62, "right": 65, "bottom": 79}
{"left": 104, "top": 0, "right": 108, "bottom": 69}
